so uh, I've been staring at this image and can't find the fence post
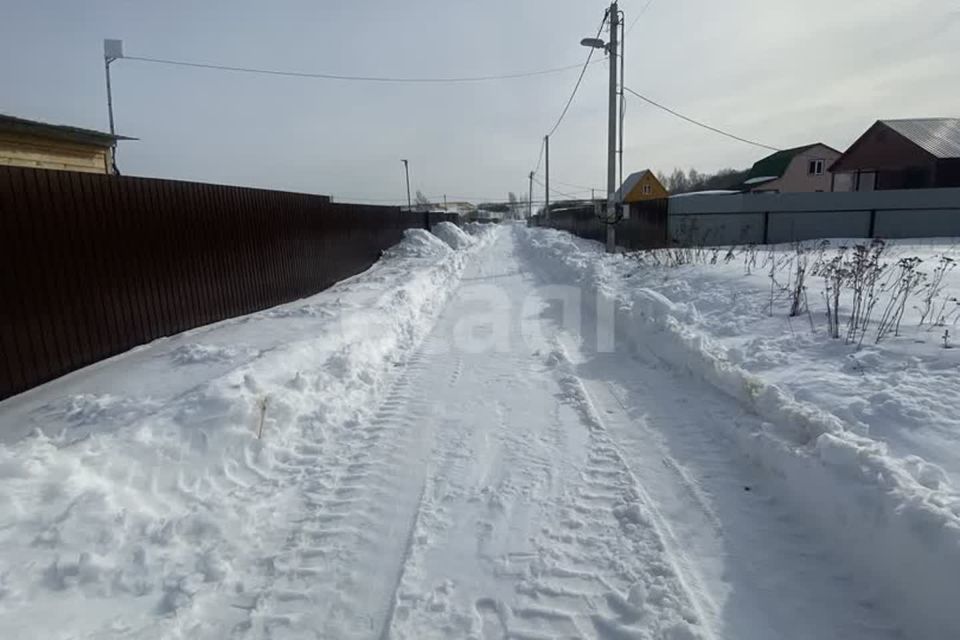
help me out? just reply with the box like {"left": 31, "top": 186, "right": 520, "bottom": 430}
{"left": 763, "top": 211, "right": 770, "bottom": 245}
{"left": 868, "top": 209, "right": 877, "bottom": 238}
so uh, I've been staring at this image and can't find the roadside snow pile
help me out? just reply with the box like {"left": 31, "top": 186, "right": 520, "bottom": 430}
{"left": 385, "top": 227, "right": 454, "bottom": 259}
{"left": 432, "top": 221, "right": 476, "bottom": 250}
{"left": 520, "top": 226, "right": 960, "bottom": 639}
{"left": 629, "top": 240, "right": 960, "bottom": 488}
{"left": 0, "top": 225, "right": 493, "bottom": 638}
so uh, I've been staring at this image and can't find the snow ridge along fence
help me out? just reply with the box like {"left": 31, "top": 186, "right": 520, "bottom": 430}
{"left": 0, "top": 166, "right": 458, "bottom": 401}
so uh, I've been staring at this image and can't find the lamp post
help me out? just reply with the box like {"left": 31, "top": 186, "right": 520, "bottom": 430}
{"left": 401, "top": 159, "right": 412, "bottom": 212}
{"left": 581, "top": 1, "right": 621, "bottom": 254}
{"left": 103, "top": 39, "right": 124, "bottom": 173}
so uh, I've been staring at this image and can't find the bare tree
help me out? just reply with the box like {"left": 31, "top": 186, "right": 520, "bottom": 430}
{"left": 669, "top": 168, "right": 690, "bottom": 194}
{"left": 507, "top": 192, "right": 520, "bottom": 218}
{"left": 657, "top": 171, "right": 670, "bottom": 190}
{"left": 657, "top": 167, "right": 749, "bottom": 194}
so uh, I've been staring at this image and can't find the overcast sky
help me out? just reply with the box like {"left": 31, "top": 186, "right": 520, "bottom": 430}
{"left": 2, "top": 0, "right": 958, "bottom": 203}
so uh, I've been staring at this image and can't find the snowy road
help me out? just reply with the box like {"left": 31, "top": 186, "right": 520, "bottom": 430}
{"left": 375, "top": 227, "right": 903, "bottom": 640}
{"left": 0, "top": 225, "right": 918, "bottom": 638}
{"left": 244, "top": 227, "right": 900, "bottom": 639}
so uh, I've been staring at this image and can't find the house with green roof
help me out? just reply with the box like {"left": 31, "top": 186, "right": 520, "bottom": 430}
{"left": 742, "top": 143, "right": 840, "bottom": 193}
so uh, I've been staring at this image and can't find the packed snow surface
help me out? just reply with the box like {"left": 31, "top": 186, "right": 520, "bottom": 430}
{"left": 0, "top": 224, "right": 953, "bottom": 639}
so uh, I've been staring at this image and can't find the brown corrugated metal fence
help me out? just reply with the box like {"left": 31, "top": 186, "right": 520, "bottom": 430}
{"left": 0, "top": 166, "right": 456, "bottom": 401}
{"left": 529, "top": 198, "right": 669, "bottom": 250}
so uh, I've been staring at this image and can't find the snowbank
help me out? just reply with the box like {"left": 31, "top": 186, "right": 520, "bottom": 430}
{"left": 0, "top": 225, "right": 493, "bottom": 638}
{"left": 384, "top": 227, "right": 454, "bottom": 259}
{"left": 431, "top": 221, "right": 476, "bottom": 250}
{"left": 519, "top": 226, "right": 960, "bottom": 639}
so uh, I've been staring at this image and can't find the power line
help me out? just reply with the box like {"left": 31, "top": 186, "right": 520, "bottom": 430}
{"left": 553, "top": 178, "right": 604, "bottom": 192}
{"left": 532, "top": 176, "right": 588, "bottom": 200}
{"left": 626, "top": 0, "right": 656, "bottom": 35}
{"left": 533, "top": 136, "right": 547, "bottom": 175}
{"left": 622, "top": 86, "right": 781, "bottom": 151}
{"left": 531, "top": 12, "right": 609, "bottom": 180}
{"left": 544, "top": 14, "right": 609, "bottom": 140}
{"left": 123, "top": 55, "right": 595, "bottom": 84}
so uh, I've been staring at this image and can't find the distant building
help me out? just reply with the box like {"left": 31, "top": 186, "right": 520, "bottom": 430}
{"left": 743, "top": 143, "right": 841, "bottom": 193}
{"left": 0, "top": 114, "right": 133, "bottom": 175}
{"left": 473, "top": 209, "right": 503, "bottom": 223}
{"left": 614, "top": 169, "right": 668, "bottom": 221}
{"left": 436, "top": 201, "right": 477, "bottom": 217}
{"left": 830, "top": 118, "right": 960, "bottom": 191}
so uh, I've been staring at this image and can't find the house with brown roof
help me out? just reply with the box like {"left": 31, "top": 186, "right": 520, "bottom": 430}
{"left": 0, "top": 114, "right": 134, "bottom": 175}
{"left": 742, "top": 143, "right": 841, "bottom": 193}
{"left": 830, "top": 118, "right": 960, "bottom": 191}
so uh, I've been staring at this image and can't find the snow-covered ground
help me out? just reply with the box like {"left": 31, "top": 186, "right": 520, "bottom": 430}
{"left": 0, "top": 222, "right": 955, "bottom": 639}
{"left": 522, "top": 228, "right": 960, "bottom": 638}
{"left": 622, "top": 239, "right": 960, "bottom": 487}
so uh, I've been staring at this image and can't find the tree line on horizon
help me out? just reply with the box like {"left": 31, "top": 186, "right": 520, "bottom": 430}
{"left": 656, "top": 167, "right": 750, "bottom": 194}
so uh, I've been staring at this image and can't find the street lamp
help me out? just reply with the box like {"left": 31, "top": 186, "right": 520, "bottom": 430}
{"left": 581, "top": 2, "right": 621, "bottom": 253}
{"left": 104, "top": 39, "right": 124, "bottom": 173}
{"left": 103, "top": 39, "right": 123, "bottom": 136}
{"left": 401, "top": 159, "right": 412, "bottom": 212}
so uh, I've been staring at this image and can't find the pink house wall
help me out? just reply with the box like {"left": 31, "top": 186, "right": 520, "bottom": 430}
{"left": 753, "top": 145, "right": 841, "bottom": 193}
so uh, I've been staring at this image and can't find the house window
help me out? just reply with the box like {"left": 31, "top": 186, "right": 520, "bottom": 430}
{"left": 809, "top": 159, "right": 825, "bottom": 176}
{"left": 642, "top": 184, "right": 652, "bottom": 195}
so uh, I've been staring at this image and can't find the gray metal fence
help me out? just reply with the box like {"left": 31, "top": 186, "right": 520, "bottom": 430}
{"left": 669, "top": 188, "right": 960, "bottom": 245}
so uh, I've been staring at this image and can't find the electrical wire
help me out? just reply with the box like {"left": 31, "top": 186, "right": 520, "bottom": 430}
{"left": 626, "top": 0, "right": 656, "bottom": 36}
{"left": 544, "top": 13, "right": 609, "bottom": 139}
{"left": 122, "top": 55, "right": 596, "bottom": 84}
{"left": 532, "top": 12, "right": 609, "bottom": 179}
{"left": 622, "top": 86, "right": 781, "bottom": 151}
{"left": 553, "top": 178, "right": 604, "bottom": 192}
{"left": 533, "top": 136, "right": 547, "bottom": 176}
{"left": 532, "top": 176, "right": 589, "bottom": 201}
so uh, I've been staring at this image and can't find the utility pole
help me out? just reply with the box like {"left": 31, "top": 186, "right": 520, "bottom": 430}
{"left": 105, "top": 57, "right": 116, "bottom": 137}
{"left": 605, "top": 2, "right": 619, "bottom": 253}
{"left": 544, "top": 135, "right": 550, "bottom": 222}
{"left": 401, "top": 159, "right": 412, "bottom": 212}
{"left": 528, "top": 171, "right": 534, "bottom": 219}
{"left": 103, "top": 39, "right": 123, "bottom": 174}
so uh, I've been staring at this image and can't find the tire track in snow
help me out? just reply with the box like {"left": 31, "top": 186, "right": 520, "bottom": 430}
{"left": 229, "top": 346, "right": 442, "bottom": 639}
{"left": 517, "top": 342, "right": 713, "bottom": 640}
{"left": 382, "top": 227, "right": 712, "bottom": 640}
{"left": 567, "top": 349, "right": 906, "bottom": 640}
